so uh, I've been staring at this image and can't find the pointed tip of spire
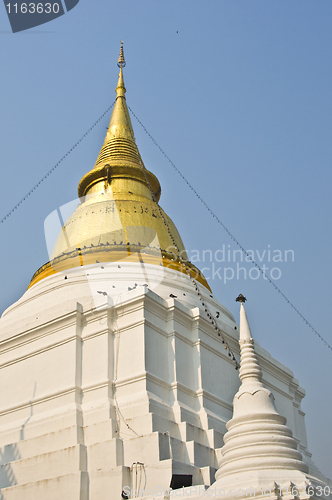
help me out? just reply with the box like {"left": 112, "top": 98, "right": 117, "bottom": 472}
{"left": 239, "top": 301, "right": 253, "bottom": 342}
{"left": 237, "top": 296, "right": 252, "bottom": 343}
{"left": 117, "top": 40, "right": 126, "bottom": 68}
{"left": 116, "top": 41, "right": 126, "bottom": 98}
{"left": 237, "top": 298, "right": 264, "bottom": 384}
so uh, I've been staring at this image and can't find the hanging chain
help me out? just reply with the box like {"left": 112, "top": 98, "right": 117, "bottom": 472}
{"left": 128, "top": 105, "right": 332, "bottom": 353}
{"left": 0, "top": 102, "right": 115, "bottom": 225}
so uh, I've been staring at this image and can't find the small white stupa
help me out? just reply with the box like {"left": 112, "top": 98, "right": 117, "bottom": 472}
{"left": 203, "top": 296, "right": 330, "bottom": 500}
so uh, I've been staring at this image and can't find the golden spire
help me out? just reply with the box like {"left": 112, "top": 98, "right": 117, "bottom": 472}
{"left": 102, "top": 42, "right": 135, "bottom": 145}
{"left": 77, "top": 41, "right": 151, "bottom": 198}
{"left": 29, "top": 44, "right": 211, "bottom": 292}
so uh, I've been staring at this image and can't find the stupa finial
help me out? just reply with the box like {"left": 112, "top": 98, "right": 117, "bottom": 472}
{"left": 115, "top": 41, "right": 126, "bottom": 99}
{"left": 238, "top": 301, "right": 263, "bottom": 382}
{"left": 117, "top": 41, "right": 126, "bottom": 68}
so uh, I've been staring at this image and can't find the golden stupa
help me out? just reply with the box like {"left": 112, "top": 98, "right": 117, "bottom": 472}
{"left": 29, "top": 43, "right": 209, "bottom": 290}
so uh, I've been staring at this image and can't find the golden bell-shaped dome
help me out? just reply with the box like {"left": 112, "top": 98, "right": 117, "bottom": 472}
{"left": 29, "top": 43, "right": 209, "bottom": 290}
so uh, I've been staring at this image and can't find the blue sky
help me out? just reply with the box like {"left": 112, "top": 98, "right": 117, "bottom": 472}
{"left": 0, "top": 0, "right": 331, "bottom": 478}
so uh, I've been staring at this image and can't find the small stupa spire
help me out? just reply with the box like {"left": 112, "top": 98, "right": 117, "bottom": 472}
{"left": 211, "top": 298, "right": 308, "bottom": 494}
{"left": 238, "top": 301, "right": 264, "bottom": 385}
